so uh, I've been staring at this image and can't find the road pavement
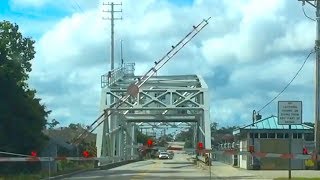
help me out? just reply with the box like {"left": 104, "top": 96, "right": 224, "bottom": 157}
{"left": 63, "top": 153, "right": 211, "bottom": 180}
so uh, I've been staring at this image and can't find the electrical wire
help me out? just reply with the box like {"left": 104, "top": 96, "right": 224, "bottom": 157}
{"left": 73, "top": 0, "right": 84, "bottom": 13}
{"left": 69, "top": 0, "right": 84, "bottom": 13}
{"left": 257, "top": 49, "right": 315, "bottom": 113}
{"left": 302, "top": 5, "right": 316, "bottom": 21}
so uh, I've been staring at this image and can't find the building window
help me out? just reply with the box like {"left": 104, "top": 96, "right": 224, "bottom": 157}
{"left": 260, "top": 133, "right": 267, "bottom": 138}
{"left": 293, "top": 133, "right": 298, "bottom": 139}
{"left": 250, "top": 133, "right": 253, "bottom": 138}
{"left": 277, "top": 133, "right": 284, "bottom": 138}
{"left": 268, "top": 133, "right": 275, "bottom": 138}
{"left": 284, "top": 133, "right": 289, "bottom": 138}
{"left": 305, "top": 133, "right": 314, "bottom": 141}
{"left": 249, "top": 133, "right": 259, "bottom": 138}
{"left": 298, "top": 133, "right": 302, "bottom": 139}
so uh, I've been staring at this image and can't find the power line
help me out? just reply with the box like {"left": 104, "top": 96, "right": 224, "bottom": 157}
{"left": 257, "top": 49, "right": 315, "bottom": 113}
{"left": 69, "top": 0, "right": 84, "bottom": 13}
{"left": 73, "top": 0, "right": 84, "bottom": 13}
{"left": 302, "top": 5, "right": 316, "bottom": 21}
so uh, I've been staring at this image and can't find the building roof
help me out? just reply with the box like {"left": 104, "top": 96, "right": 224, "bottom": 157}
{"left": 233, "top": 115, "right": 313, "bottom": 135}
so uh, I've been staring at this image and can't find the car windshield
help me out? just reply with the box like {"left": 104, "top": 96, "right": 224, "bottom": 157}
{"left": 160, "top": 152, "right": 168, "bottom": 155}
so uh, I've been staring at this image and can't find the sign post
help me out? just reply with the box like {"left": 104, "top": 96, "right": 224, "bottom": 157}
{"left": 278, "top": 101, "right": 302, "bottom": 179}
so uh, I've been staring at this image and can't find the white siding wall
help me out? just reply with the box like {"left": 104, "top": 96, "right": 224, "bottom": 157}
{"left": 239, "top": 140, "right": 248, "bottom": 169}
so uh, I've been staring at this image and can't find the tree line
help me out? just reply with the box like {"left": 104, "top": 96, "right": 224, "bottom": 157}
{"left": 0, "top": 20, "right": 52, "bottom": 174}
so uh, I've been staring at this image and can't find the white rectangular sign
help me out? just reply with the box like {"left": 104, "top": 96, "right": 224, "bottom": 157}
{"left": 278, "top": 101, "right": 302, "bottom": 125}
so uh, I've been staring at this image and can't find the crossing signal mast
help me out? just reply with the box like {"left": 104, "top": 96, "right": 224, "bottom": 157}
{"left": 72, "top": 17, "right": 212, "bottom": 145}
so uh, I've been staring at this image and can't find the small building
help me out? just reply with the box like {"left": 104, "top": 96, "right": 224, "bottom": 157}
{"left": 233, "top": 115, "right": 314, "bottom": 170}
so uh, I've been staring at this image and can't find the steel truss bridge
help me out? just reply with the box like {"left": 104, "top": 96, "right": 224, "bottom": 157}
{"left": 90, "top": 17, "right": 212, "bottom": 165}
{"left": 96, "top": 63, "right": 211, "bottom": 164}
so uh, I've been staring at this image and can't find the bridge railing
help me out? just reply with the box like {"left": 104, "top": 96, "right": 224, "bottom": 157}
{"left": 101, "top": 63, "right": 136, "bottom": 88}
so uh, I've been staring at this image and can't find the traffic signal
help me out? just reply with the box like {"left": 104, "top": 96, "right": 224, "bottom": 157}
{"left": 147, "top": 139, "right": 153, "bottom": 147}
{"left": 30, "top": 151, "right": 37, "bottom": 157}
{"left": 82, "top": 150, "right": 89, "bottom": 158}
{"left": 303, "top": 147, "right": 308, "bottom": 155}
{"left": 249, "top": 145, "right": 254, "bottom": 153}
{"left": 198, "top": 142, "right": 204, "bottom": 150}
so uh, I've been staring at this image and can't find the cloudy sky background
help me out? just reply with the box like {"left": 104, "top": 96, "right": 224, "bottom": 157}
{"left": 1, "top": 0, "right": 317, "bottom": 128}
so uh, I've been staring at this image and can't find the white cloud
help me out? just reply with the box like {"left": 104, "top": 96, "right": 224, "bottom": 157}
{"left": 19, "top": 0, "right": 317, "bottom": 128}
{"left": 10, "top": 0, "right": 48, "bottom": 8}
{"left": 266, "top": 21, "right": 315, "bottom": 53}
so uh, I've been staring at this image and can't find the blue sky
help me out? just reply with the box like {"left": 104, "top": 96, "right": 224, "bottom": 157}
{"left": 1, "top": 0, "right": 318, "bottom": 129}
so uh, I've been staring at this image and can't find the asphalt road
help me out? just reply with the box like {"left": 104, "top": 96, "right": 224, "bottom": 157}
{"left": 63, "top": 153, "right": 212, "bottom": 180}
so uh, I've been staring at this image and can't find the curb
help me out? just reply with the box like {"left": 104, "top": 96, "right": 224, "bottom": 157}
{"left": 41, "top": 160, "right": 140, "bottom": 179}
{"left": 40, "top": 168, "right": 98, "bottom": 180}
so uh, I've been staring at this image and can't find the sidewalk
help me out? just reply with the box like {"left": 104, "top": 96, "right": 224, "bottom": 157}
{"left": 211, "top": 161, "right": 320, "bottom": 179}
{"left": 249, "top": 168, "right": 320, "bottom": 179}
{"left": 210, "top": 161, "right": 271, "bottom": 179}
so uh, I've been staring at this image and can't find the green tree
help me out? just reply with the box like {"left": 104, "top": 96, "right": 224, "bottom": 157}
{"left": 0, "top": 21, "right": 50, "bottom": 174}
{"left": 0, "top": 20, "right": 35, "bottom": 88}
{"left": 175, "top": 128, "right": 193, "bottom": 141}
{"left": 175, "top": 128, "right": 194, "bottom": 148}
{"left": 136, "top": 130, "right": 149, "bottom": 144}
{"left": 157, "top": 134, "right": 174, "bottom": 147}
{"left": 47, "top": 119, "right": 60, "bottom": 129}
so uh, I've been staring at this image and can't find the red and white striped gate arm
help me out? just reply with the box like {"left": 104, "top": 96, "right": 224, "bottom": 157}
{"left": 0, "top": 156, "right": 139, "bottom": 162}
{"left": 213, "top": 150, "right": 316, "bottom": 160}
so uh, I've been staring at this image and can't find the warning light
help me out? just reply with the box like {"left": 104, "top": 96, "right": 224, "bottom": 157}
{"left": 249, "top": 145, "right": 254, "bottom": 153}
{"left": 303, "top": 147, "right": 308, "bottom": 155}
{"left": 198, "top": 142, "right": 204, "bottom": 150}
{"left": 82, "top": 151, "right": 89, "bottom": 158}
{"left": 147, "top": 139, "right": 153, "bottom": 147}
{"left": 30, "top": 151, "right": 37, "bottom": 157}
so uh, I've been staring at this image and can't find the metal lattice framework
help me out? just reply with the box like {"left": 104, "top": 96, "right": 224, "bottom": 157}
{"left": 96, "top": 64, "right": 211, "bottom": 162}
{"left": 93, "top": 18, "right": 212, "bottom": 164}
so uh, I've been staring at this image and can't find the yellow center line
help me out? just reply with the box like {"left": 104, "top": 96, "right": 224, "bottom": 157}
{"left": 131, "top": 160, "right": 161, "bottom": 180}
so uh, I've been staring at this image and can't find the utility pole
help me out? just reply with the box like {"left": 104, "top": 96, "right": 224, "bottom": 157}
{"left": 120, "top": 40, "right": 124, "bottom": 67}
{"left": 103, "top": 2, "right": 122, "bottom": 71}
{"left": 102, "top": 1, "right": 122, "bottom": 157}
{"left": 298, "top": 0, "right": 320, "bottom": 169}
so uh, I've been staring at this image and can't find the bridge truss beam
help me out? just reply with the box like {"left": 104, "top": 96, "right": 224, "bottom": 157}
{"left": 96, "top": 72, "right": 211, "bottom": 163}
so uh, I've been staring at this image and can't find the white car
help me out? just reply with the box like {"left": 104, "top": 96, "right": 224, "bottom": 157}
{"left": 158, "top": 152, "right": 169, "bottom": 159}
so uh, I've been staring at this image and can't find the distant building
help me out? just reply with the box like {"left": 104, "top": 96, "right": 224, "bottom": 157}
{"left": 232, "top": 115, "right": 314, "bottom": 170}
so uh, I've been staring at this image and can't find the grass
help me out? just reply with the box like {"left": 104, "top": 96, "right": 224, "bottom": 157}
{"left": 0, "top": 161, "right": 95, "bottom": 180}
{"left": 274, "top": 178, "right": 320, "bottom": 180}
